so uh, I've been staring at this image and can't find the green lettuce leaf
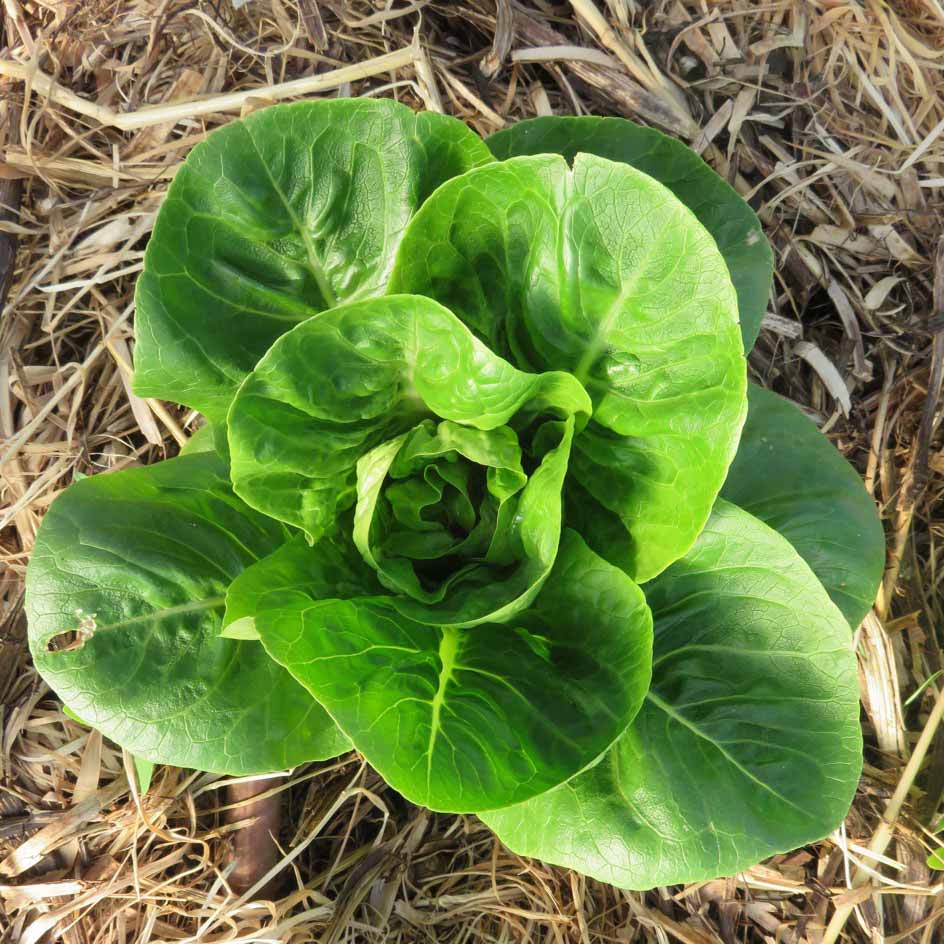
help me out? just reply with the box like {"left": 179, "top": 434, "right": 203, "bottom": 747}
{"left": 482, "top": 500, "right": 862, "bottom": 888}
{"left": 389, "top": 153, "right": 746, "bottom": 581}
{"left": 486, "top": 116, "right": 773, "bottom": 351}
{"left": 353, "top": 416, "right": 575, "bottom": 626}
{"left": 179, "top": 423, "right": 217, "bottom": 456}
{"left": 222, "top": 527, "right": 380, "bottom": 641}
{"left": 133, "top": 99, "right": 492, "bottom": 423}
{"left": 721, "top": 384, "right": 884, "bottom": 627}
{"left": 228, "top": 294, "right": 591, "bottom": 626}
{"left": 25, "top": 453, "right": 349, "bottom": 774}
{"left": 235, "top": 529, "right": 652, "bottom": 813}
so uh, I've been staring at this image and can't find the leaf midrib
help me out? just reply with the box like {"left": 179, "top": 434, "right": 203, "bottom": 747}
{"left": 645, "top": 690, "right": 808, "bottom": 817}
{"left": 426, "top": 627, "right": 460, "bottom": 795}
{"left": 45, "top": 596, "right": 226, "bottom": 646}
{"left": 243, "top": 123, "right": 338, "bottom": 309}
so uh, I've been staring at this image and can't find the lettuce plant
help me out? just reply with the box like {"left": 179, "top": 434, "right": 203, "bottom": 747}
{"left": 26, "top": 99, "right": 885, "bottom": 889}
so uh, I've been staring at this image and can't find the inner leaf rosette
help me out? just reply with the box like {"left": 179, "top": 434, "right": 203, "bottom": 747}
{"left": 227, "top": 294, "right": 592, "bottom": 626}
{"left": 390, "top": 153, "right": 748, "bottom": 581}
{"left": 355, "top": 416, "right": 575, "bottom": 624}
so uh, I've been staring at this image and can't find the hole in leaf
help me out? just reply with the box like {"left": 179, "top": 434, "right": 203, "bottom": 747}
{"left": 46, "top": 609, "right": 97, "bottom": 653}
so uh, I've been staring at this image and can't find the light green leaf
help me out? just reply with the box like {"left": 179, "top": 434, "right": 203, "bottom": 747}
{"left": 927, "top": 849, "right": 944, "bottom": 870}
{"left": 26, "top": 453, "right": 349, "bottom": 774}
{"left": 179, "top": 423, "right": 217, "bottom": 456}
{"left": 390, "top": 153, "right": 746, "bottom": 581}
{"left": 483, "top": 501, "right": 862, "bottom": 889}
{"left": 251, "top": 529, "right": 652, "bottom": 813}
{"left": 62, "top": 705, "right": 90, "bottom": 726}
{"left": 353, "top": 416, "right": 575, "bottom": 627}
{"left": 721, "top": 384, "right": 884, "bottom": 628}
{"left": 227, "top": 294, "right": 590, "bottom": 543}
{"left": 487, "top": 116, "right": 773, "bottom": 351}
{"left": 223, "top": 529, "right": 381, "bottom": 641}
{"left": 132, "top": 755, "right": 155, "bottom": 793}
{"left": 133, "top": 99, "right": 492, "bottom": 423}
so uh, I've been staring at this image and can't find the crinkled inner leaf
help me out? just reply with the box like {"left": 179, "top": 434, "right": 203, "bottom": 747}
{"left": 352, "top": 416, "right": 576, "bottom": 626}
{"left": 228, "top": 294, "right": 590, "bottom": 625}
{"left": 390, "top": 153, "right": 746, "bottom": 581}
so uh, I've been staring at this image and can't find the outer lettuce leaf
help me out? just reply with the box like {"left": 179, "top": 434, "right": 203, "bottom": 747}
{"left": 483, "top": 501, "right": 862, "bottom": 889}
{"left": 232, "top": 529, "right": 652, "bottom": 813}
{"left": 389, "top": 153, "right": 746, "bottom": 581}
{"left": 133, "top": 99, "right": 492, "bottom": 423}
{"left": 487, "top": 116, "right": 773, "bottom": 351}
{"left": 721, "top": 384, "right": 884, "bottom": 627}
{"left": 25, "top": 453, "right": 348, "bottom": 774}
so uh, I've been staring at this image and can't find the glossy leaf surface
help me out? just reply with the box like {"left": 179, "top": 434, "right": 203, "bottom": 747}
{"left": 390, "top": 153, "right": 746, "bottom": 580}
{"left": 228, "top": 294, "right": 590, "bottom": 626}
{"left": 487, "top": 115, "right": 773, "bottom": 351}
{"left": 222, "top": 528, "right": 381, "bottom": 641}
{"left": 26, "top": 453, "right": 349, "bottom": 774}
{"left": 134, "top": 99, "right": 492, "bottom": 422}
{"left": 247, "top": 530, "right": 652, "bottom": 812}
{"left": 721, "top": 384, "right": 884, "bottom": 627}
{"left": 483, "top": 501, "right": 861, "bottom": 888}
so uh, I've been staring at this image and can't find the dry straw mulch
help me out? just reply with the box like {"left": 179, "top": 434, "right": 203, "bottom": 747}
{"left": 1, "top": 1, "right": 943, "bottom": 941}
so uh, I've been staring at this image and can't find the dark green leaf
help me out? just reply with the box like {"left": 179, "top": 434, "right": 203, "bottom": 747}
{"left": 133, "top": 99, "right": 492, "bottom": 423}
{"left": 483, "top": 501, "right": 862, "bottom": 888}
{"left": 721, "top": 384, "right": 884, "bottom": 627}
{"left": 26, "top": 453, "right": 349, "bottom": 774}
{"left": 250, "top": 529, "right": 652, "bottom": 812}
{"left": 390, "top": 154, "right": 746, "bottom": 580}
{"left": 487, "top": 116, "right": 773, "bottom": 351}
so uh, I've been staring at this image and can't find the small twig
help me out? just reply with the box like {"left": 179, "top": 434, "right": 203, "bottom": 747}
{"left": 567, "top": 0, "right": 694, "bottom": 131}
{"left": 480, "top": 0, "right": 514, "bottom": 79}
{"left": 513, "top": 44, "right": 618, "bottom": 69}
{"left": 821, "top": 685, "right": 944, "bottom": 944}
{"left": 0, "top": 45, "right": 417, "bottom": 131}
{"left": 297, "top": 0, "right": 328, "bottom": 51}
{"left": 914, "top": 239, "right": 944, "bottom": 497}
{"left": 877, "top": 244, "right": 943, "bottom": 618}
{"left": 412, "top": 29, "right": 443, "bottom": 113}
{"left": 0, "top": 776, "right": 129, "bottom": 877}
{"left": 879, "top": 445, "right": 918, "bottom": 622}
{"left": 512, "top": 11, "right": 693, "bottom": 136}
{"left": 1, "top": 0, "right": 32, "bottom": 55}
{"left": 0, "top": 19, "right": 22, "bottom": 313}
